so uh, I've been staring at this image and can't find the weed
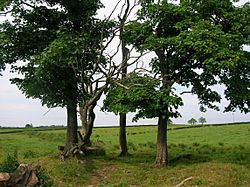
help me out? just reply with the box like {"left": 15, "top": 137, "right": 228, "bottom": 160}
{"left": 128, "top": 142, "right": 137, "bottom": 151}
{"left": 146, "top": 141, "right": 155, "bottom": 148}
{"left": 23, "top": 150, "right": 37, "bottom": 159}
{"left": 0, "top": 151, "right": 19, "bottom": 173}
{"left": 176, "top": 144, "right": 187, "bottom": 151}
{"left": 35, "top": 165, "right": 54, "bottom": 187}
{"left": 238, "top": 145, "right": 245, "bottom": 150}
{"left": 218, "top": 142, "right": 224, "bottom": 146}
{"left": 114, "top": 178, "right": 129, "bottom": 187}
{"left": 191, "top": 178, "right": 203, "bottom": 186}
{"left": 192, "top": 142, "right": 200, "bottom": 147}
{"left": 113, "top": 144, "right": 120, "bottom": 150}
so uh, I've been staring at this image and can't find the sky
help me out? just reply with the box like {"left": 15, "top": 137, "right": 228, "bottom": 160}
{"left": 0, "top": 0, "right": 249, "bottom": 127}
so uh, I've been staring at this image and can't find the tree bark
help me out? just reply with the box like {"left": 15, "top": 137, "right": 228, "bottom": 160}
{"left": 155, "top": 115, "right": 168, "bottom": 167}
{"left": 155, "top": 72, "right": 171, "bottom": 167}
{"left": 119, "top": 113, "right": 128, "bottom": 156}
{"left": 79, "top": 102, "right": 97, "bottom": 146}
{"left": 64, "top": 100, "right": 78, "bottom": 154}
{"left": 118, "top": 0, "right": 130, "bottom": 155}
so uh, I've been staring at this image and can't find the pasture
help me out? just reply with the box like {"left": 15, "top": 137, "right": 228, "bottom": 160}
{"left": 0, "top": 123, "right": 250, "bottom": 186}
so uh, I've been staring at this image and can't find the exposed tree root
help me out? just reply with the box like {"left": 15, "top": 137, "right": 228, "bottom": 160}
{"left": 58, "top": 144, "right": 105, "bottom": 161}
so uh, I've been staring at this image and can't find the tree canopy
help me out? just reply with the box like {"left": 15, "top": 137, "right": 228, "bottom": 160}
{"left": 188, "top": 118, "right": 197, "bottom": 125}
{"left": 105, "top": 0, "right": 250, "bottom": 167}
{"left": 0, "top": 0, "right": 108, "bottom": 108}
{"left": 198, "top": 117, "right": 207, "bottom": 125}
{"left": 0, "top": 0, "right": 114, "bottom": 153}
{"left": 104, "top": 73, "right": 183, "bottom": 121}
{"left": 124, "top": 0, "right": 250, "bottom": 113}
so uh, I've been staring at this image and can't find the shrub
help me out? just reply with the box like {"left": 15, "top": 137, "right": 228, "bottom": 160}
{"left": 0, "top": 151, "right": 19, "bottom": 173}
{"left": 35, "top": 165, "right": 54, "bottom": 187}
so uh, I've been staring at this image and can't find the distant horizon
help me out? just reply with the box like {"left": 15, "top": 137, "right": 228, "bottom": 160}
{"left": 1, "top": 120, "right": 249, "bottom": 128}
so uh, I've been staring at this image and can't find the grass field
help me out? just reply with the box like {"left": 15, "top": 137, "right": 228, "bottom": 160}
{"left": 0, "top": 123, "right": 250, "bottom": 186}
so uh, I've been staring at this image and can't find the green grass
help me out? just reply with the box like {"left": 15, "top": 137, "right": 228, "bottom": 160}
{"left": 0, "top": 123, "right": 250, "bottom": 186}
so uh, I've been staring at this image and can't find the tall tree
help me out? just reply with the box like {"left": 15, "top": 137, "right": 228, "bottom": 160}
{"left": 0, "top": 0, "right": 104, "bottom": 154}
{"left": 118, "top": 0, "right": 131, "bottom": 156}
{"left": 112, "top": 0, "right": 250, "bottom": 167}
{"left": 0, "top": 0, "right": 140, "bottom": 152}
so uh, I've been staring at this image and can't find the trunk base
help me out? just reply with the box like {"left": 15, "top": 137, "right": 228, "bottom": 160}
{"left": 155, "top": 159, "right": 167, "bottom": 168}
{"left": 59, "top": 144, "right": 85, "bottom": 161}
{"left": 58, "top": 144, "right": 106, "bottom": 161}
{"left": 119, "top": 151, "right": 130, "bottom": 157}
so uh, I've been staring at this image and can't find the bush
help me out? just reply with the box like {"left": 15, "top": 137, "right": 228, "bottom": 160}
{"left": 35, "top": 165, "right": 54, "bottom": 187}
{"left": 0, "top": 151, "right": 19, "bottom": 173}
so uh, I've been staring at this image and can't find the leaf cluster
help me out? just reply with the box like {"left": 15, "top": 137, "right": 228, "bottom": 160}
{"left": 0, "top": 0, "right": 115, "bottom": 108}
{"left": 103, "top": 73, "right": 183, "bottom": 121}
{"left": 124, "top": 0, "right": 250, "bottom": 113}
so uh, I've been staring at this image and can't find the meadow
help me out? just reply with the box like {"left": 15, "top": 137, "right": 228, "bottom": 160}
{"left": 0, "top": 123, "right": 250, "bottom": 186}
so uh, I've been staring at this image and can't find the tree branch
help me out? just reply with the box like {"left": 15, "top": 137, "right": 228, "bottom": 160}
{"left": 174, "top": 176, "right": 193, "bottom": 187}
{"left": 180, "top": 91, "right": 192, "bottom": 95}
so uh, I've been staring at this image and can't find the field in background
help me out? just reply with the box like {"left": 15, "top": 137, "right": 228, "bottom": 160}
{"left": 1, "top": 123, "right": 250, "bottom": 186}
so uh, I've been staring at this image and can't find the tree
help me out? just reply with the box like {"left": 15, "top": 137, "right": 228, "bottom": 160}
{"left": 0, "top": 0, "right": 104, "bottom": 154}
{"left": 188, "top": 118, "right": 197, "bottom": 125}
{"left": 25, "top": 124, "right": 33, "bottom": 128}
{"left": 118, "top": 0, "right": 131, "bottom": 156}
{"left": 116, "top": 0, "right": 250, "bottom": 167}
{"left": 198, "top": 117, "right": 207, "bottom": 125}
{"left": 0, "top": 33, "right": 6, "bottom": 75}
{"left": 0, "top": 0, "right": 141, "bottom": 155}
{"left": 0, "top": 0, "right": 14, "bottom": 75}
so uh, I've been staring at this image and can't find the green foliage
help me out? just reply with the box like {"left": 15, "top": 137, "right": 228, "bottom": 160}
{"left": 198, "top": 117, "right": 207, "bottom": 125}
{"left": 35, "top": 165, "right": 54, "bottom": 187}
{"left": 25, "top": 123, "right": 33, "bottom": 128}
{"left": 0, "top": 0, "right": 11, "bottom": 11}
{"left": 104, "top": 73, "right": 183, "bottom": 121}
{"left": 0, "top": 151, "right": 19, "bottom": 173}
{"left": 0, "top": 0, "right": 114, "bottom": 108}
{"left": 23, "top": 150, "right": 36, "bottom": 159}
{"left": 125, "top": 0, "right": 250, "bottom": 113}
{"left": 188, "top": 118, "right": 197, "bottom": 125}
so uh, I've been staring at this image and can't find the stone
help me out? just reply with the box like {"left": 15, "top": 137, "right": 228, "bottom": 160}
{"left": 26, "top": 170, "right": 39, "bottom": 187}
{"left": 0, "top": 173, "right": 10, "bottom": 181}
{"left": 0, "top": 164, "right": 39, "bottom": 187}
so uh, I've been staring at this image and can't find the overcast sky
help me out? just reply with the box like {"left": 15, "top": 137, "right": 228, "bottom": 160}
{"left": 0, "top": 0, "right": 249, "bottom": 127}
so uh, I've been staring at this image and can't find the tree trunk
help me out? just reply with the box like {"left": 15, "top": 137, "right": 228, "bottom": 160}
{"left": 119, "top": 4, "right": 130, "bottom": 155}
{"left": 79, "top": 102, "right": 97, "bottom": 146}
{"left": 64, "top": 101, "right": 78, "bottom": 154}
{"left": 119, "top": 113, "right": 128, "bottom": 156}
{"left": 155, "top": 115, "right": 168, "bottom": 167}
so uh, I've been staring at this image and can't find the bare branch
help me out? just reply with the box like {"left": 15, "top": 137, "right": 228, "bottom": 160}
{"left": 0, "top": 10, "right": 11, "bottom": 16}
{"left": 20, "top": 0, "right": 36, "bottom": 9}
{"left": 174, "top": 177, "right": 193, "bottom": 187}
{"left": 107, "top": 0, "right": 123, "bottom": 20}
{"left": 180, "top": 91, "right": 192, "bottom": 95}
{"left": 113, "top": 81, "right": 130, "bottom": 89}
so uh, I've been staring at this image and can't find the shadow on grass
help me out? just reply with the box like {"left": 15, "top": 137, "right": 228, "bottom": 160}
{"left": 95, "top": 143, "right": 250, "bottom": 169}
